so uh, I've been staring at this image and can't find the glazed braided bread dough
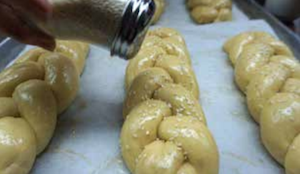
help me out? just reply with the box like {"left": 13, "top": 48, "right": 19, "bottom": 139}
{"left": 121, "top": 28, "right": 219, "bottom": 174}
{"left": 152, "top": 0, "right": 165, "bottom": 24}
{"left": 186, "top": 0, "right": 232, "bottom": 24}
{"left": 224, "top": 31, "right": 300, "bottom": 174}
{"left": 0, "top": 41, "right": 89, "bottom": 174}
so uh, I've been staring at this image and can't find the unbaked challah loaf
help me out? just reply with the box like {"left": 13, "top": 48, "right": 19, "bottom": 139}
{"left": 121, "top": 28, "right": 219, "bottom": 174}
{"left": 224, "top": 31, "right": 300, "bottom": 174}
{"left": 152, "top": 0, "right": 165, "bottom": 24}
{"left": 186, "top": 0, "right": 232, "bottom": 24}
{"left": 0, "top": 41, "right": 89, "bottom": 174}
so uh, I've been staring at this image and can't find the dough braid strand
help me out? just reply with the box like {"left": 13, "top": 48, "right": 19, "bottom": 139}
{"left": 186, "top": 0, "right": 232, "bottom": 24}
{"left": 224, "top": 31, "right": 300, "bottom": 174}
{"left": 0, "top": 41, "right": 89, "bottom": 174}
{"left": 121, "top": 28, "right": 219, "bottom": 174}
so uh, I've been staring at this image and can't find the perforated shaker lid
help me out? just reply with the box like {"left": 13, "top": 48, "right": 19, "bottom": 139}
{"left": 111, "top": 0, "right": 156, "bottom": 60}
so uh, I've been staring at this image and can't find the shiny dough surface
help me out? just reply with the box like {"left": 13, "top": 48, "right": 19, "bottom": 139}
{"left": 224, "top": 31, "right": 300, "bottom": 174}
{"left": 186, "top": 0, "right": 232, "bottom": 24}
{"left": 121, "top": 27, "right": 219, "bottom": 174}
{"left": 0, "top": 41, "right": 89, "bottom": 174}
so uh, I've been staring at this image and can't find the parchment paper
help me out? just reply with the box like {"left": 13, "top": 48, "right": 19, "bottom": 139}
{"left": 14, "top": 1, "right": 284, "bottom": 174}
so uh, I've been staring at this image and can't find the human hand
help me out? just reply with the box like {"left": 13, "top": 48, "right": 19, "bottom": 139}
{"left": 0, "top": 0, "right": 55, "bottom": 50}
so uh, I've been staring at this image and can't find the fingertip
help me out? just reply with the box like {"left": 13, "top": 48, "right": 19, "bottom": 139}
{"left": 23, "top": 25, "right": 56, "bottom": 50}
{"left": 18, "top": 34, "right": 56, "bottom": 51}
{"left": 35, "top": 39, "right": 56, "bottom": 51}
{"left": 43, "top": 42, "right": 56, "bottom": 51}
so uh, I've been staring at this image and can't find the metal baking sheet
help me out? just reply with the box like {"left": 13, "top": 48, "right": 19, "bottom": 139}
{"left": 234, "top": 0, "right": 300, "bottom": 60}
{"left": 0, "top": 1, "right": 288, "bottom": 174}
{"left": 29, "top": 20, "right": 284, "bottom": 174}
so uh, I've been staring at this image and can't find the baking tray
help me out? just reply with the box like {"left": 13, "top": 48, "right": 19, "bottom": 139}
{"left": 234, "top": 0, "right": 300, "bottom": 60}
{"left": 0, "top": 0, "right": 298, "bottom": 174}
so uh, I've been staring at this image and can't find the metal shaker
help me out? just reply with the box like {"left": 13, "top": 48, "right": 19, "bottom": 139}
{"left": 27, "top": 0, "right": 156, "bottom": 59}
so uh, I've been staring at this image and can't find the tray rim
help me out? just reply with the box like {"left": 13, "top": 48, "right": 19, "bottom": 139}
{"left": 234, "top": 0, "right": 300, "bottom": 59}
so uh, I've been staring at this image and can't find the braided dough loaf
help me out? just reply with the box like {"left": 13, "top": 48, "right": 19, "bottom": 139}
{"left": 0, "top": 41, "right": 89, "bottom": 174}
{"left": 224, "top": 31, "right": 300, "bottom": 174}
{"left": 186, "top": 0, "right": 232, "bottom": 24}
{"left": 152, "top": 0, "right": 165, "bottom": 24}
{"left": 121, "top": 28, "right": 219, "bottom": 174}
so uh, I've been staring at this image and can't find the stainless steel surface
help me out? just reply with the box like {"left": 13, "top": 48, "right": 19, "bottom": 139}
{"left": 235, "top": 0, "right": 300, "bottom": 59}
{"left": 265, "top": 0, "right": 300, "bottom": 20}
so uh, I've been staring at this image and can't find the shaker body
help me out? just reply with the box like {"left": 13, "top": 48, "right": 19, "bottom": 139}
{"left": 29, "top": 0, "right": 155, "bottom": 59}
{"left": 37, "top": 0, "right": 128, "bottom": 49}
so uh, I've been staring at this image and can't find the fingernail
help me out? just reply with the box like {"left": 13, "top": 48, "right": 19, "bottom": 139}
{"left": 41, "top": 42, "right": 56, "bottom": 51}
